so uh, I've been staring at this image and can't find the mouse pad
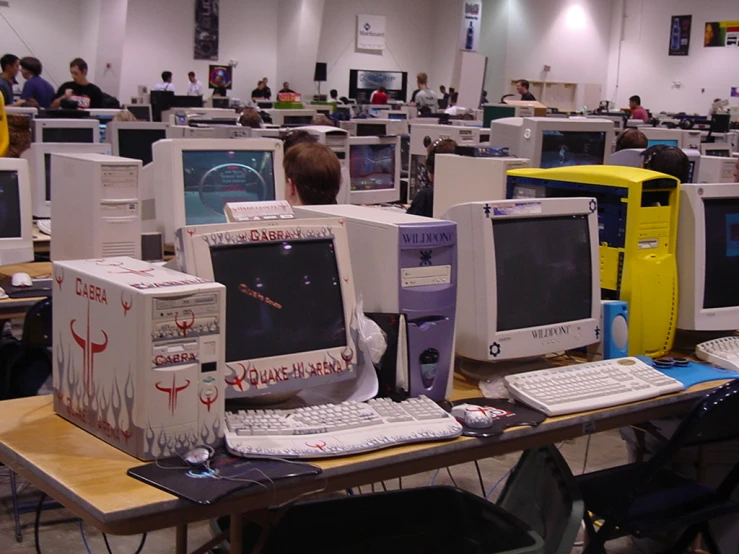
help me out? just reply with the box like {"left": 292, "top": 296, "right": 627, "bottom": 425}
{"left": 448, "top": 397, "right": 546, "bottom": 438}
{"left": 1, "top": 278, "right": 53, "bottom": 299}
{"left": 636, "top": 356, "right": 739, "bottom": 388}
{"left": 128, "top": 448, "right": 322, "bottom": 505}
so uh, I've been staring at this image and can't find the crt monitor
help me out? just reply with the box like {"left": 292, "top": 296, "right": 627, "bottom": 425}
{"left": 640, "top": 127, "right": 683, "bottom": 148}
{"left": 490, "top": 117, "right": 614, "bottom": 168}
{"left": 124, "top": 104, "right": 153, "bottom": 121}
{"left": 152, "top": 138, "right": 285, "bottom": 243}
{"left": 283, "top": 114, "right": 314, "bottom": 126}
{"left": 443, "top": 198, "right": 601, "bottom": 362}
{"left": 348, "top": 136, "right": 401, "bottom": 205}
{"left": 32, "top": 119, "right": 99, "bottom": 144}
{"left": 108, "top": 122, "right": 168, "bottom": 165}
{"left": 0, "top": 158, "right": 33, "bottom": 265}
{"left": 356, "top": 122, "right": 388, "bottom": 137}
{"left": 176, "top": 219, "right": 358, "bottom": 402}
{"left": 700, "top": 143, "right": 732, "bottom": 157}
{"left": 677, "top": 183, "right": 739, "bottom": 331}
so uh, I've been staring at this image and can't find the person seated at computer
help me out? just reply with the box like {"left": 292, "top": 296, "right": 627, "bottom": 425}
{"left": 414, "top": 72, "right": 438, "bottom": 113}
{"left": 615, "top": 128, "right": 648, "bottom": 151}
{"left": 629, "top": 95, "right": 650, "bottom": 122}
{"left": 251, "top": 80, "right": 270, "bottom": 102}
{"left": 438, "top": 85, "right": 450, "bottom": 109}
{"left": 516, "top": 80, "right": 536, "bottom": 101}
{"left": 18, "top": 57, "right": 54, "bottom": 109}
{"left": 407, "top": 138, "right": 458, "bottom": 218}
{"left": 187, "top": 71, "right": 205, "bottom": 96}
{"left": 280, "top": 81, "right": 295, "bottom": 94}
{"left": 370, "top": 85, "right": 388, "bottom": 105}
{"left": 212, "top": 74, "right": 227, "bottom": 97}
{"left": 239, "top": 108, "right": 263, "bottom": 129}
{"left": 329, "top": 89, "right": 345, "bottom": 105}
{"left": 112, "top": 110, "right": 138, "bottom": 122}
{"left": 283, "top": 142, "right": 341, "bottom": 206}
{"left": 480, "top": 90, "right": 489, "bottom": 106}
{"left": 311, "top": 114, "right": 335, "bottom": 126}
{"left": 152, "top": 71, "right": 175, "bottom": 92}
{"left": 641, "top": 144, "right": 691, "bottom": 183}
{"left": 51, "top": 58, "right": 104, "bottom": 110}
{"left": 262, "top": 77, "right": 272, "bottom": 99}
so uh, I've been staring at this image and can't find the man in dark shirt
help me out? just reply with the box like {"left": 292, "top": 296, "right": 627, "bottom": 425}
{"left": 0, "top": 54, "right": 19, "bottom": 106}
{"left": 280, "top": 81, "right": 295, "bottom": 93}
{"left": 19, "top": 57, "right": 55, "bottom": 109}
{"left": 407, "top": 138, "right": 457, "bottom": 218}
{"left": 51, "top": 58, "right": 104, "bottom": 109}
{"left": 516, "top": 79, "right": 536, "bottom": 101}
{"left": 261, "top": 77, "right": 272, "bottom": 100}
{"left": 212, "top": 74, "right": 228, "bottom": 97}
{"left": 251, "top": 80, "right": 269, "bottom": 101}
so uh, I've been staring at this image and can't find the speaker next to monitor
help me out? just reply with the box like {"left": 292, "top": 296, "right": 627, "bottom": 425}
{"left": 314, "top": 62, "right": 327, "bottom": 82}
{"left": 588, "top": 300, "right": 629, "bottom": 360}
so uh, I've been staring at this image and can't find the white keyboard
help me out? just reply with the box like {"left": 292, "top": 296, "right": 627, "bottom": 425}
{"left": 36, "top": 219, "right": 51, "bottom": 236}
{"left": 696, "top": 336, "right": 739, "bottom": 371}
{"left": 224, "top": 396, "right": 463, "bottom": 459}
{"left": 504, "top": 357, "right": 684, "bottom": 417}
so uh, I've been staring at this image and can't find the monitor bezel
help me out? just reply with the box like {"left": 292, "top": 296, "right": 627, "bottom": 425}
{"left": 0, "top": 158, "right": 33, "bottom": 264}
{"left": 33, "top": 118, "right": 100, "bottom": 143}
{"left": 176, "top": 218, "right": 358, "bottom": 399}
{"left": 348, "top": 135, "right": 401, "bottom": 205}
{"left": 107, "top": 121, "right": 169, "bottom": 158}
{"left": 123, "top": 104, "right": 153, "bottom": 122}
{"left": 678, "top": 183, "right": 739, "bottom": 330}
{"left": 699, "top": 143, "right": 732, "bottom": 157}
{"left": 152, "top": 138, "right": 287, "bottom": 245}
{"left": 444, "top": 197, "right": 601, "bottom": 361}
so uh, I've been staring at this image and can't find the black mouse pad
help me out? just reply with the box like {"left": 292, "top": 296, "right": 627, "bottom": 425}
{"left": 449, "top": 397, "right": 546, "bottom": 438}
{"left": 128, "top": 448, "right": 322, "bottom": 505}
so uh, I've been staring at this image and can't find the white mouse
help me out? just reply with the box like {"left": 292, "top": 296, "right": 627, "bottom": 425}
{"left": 0, "top": 286, "right": 7, "bottom": 299}
{"left": 11, "top": 272, "right": 33, "bottom": 288}
{"left": 452, "top": 404, "right": 494, "bottom": 429}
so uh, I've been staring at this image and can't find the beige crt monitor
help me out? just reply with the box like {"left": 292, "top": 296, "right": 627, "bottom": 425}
{"left": 32, "top": 118, "right": 99, "bottom": 143}
{"left": 0, "top": 158, "right": 33, "bottom": 265}
{"left": 697, "top": 156, "right": 736, "bottom": 183}
{"left": 433, "top": 155, "right": 531, "bottom": 218}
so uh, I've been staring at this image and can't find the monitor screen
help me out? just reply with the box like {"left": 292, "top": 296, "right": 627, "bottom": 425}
{"left": 0, "top": 171, "right": 21, "bottom": 239}
{"left": 350, "top": 144, "right": 396, "bottom": 191}
{"left": 182, "top": 150, "right": 276, "bottom": 226}
{"left": 494, "top": 215, "right": 592, "bottom": 331}
{"left": 400, "top": 135, "right": 410, "bottom": 174}
{"left": 647, "top": 139, "right": 679, "bottom": 148}
{"left": 118, "top": 129, "right": 167, "bottom": 165}
{"left": 44, "top": 153, "right": 52, "bottom": 201}
{"left": 540, "top": 131, "right": 607, "bottom": 168}
{"left": 127, "top": 105, "right": 151, "bottom": 121}
{"left": 356, "top": 123, "right": 387, "bottom": 137}
{"left": 283, "top": 115, "right": 313, "bottom": 126}
{"left": 99, "top": 123, "right": 107, "bottom": 143}
{"left": 388, "top": 113, "right": 407, "bottom": 120}
{"left": 704, "top": 148, "right": 731, "bottom": 158}
{"left": 210, "top": 239, "right": 347, "bottom": 361}
{"left": 703, "top": 198, "right": 739, "bottom": 310}
{"left": 688, "top": 160, "right": 696, "bottom": 183}
{"left": 41, "top": 127, "right": 94, "bottom": 143}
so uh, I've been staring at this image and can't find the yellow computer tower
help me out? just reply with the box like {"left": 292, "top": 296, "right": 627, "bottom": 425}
{"left": 506, "top": 166, "right": 680, "bottom": 357}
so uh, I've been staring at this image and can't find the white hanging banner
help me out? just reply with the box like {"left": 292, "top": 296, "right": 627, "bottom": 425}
{"left": 357, "top": 14, "right": 387, "bottom": 51}
{"left": 459, "top": 1, "right": 482, "bottom": 52}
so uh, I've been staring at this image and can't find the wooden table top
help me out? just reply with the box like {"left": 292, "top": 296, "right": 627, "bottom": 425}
{"left": 0, "top": 376, "right": 727, "bottom": 535}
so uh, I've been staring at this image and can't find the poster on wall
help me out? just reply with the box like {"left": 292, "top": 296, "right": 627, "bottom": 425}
{"left": 349, "top": 70, "right": 408, "bottom": 103}
{"left": 668, "top": 15, "right": 692, "bottom": 56}
{"left": 357, "top": 14, "right": 386, "bottom": 51}
{"left": 731, "top": 87, "right": 739, "bottom": 98}
{"left": 194, "top": 0, "right": 219, "bottom": 60}
{"left": 208, "top": 65, "right": 232, "bottom": 90}
{"left": 704, "top": 20, "right": 739, "bottom": 47}
{"left": 459, "top": 1, "right": 483, "bottom": 52}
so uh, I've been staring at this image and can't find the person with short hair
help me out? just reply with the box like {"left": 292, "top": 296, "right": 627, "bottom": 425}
{"left": 187, "top": 71, "right": 205, "bottom": 96}
{"left": 0, "top": 54, "right": 19, "bottom": 106}
{"left": 370, "top": 85, "right": 388, "bottom": 105}
{"left": 251, "top": 80, "right": 269, "bottom": 101}
{"left": 616, "top": 128, "right": 648, "bottom": 151}
{"left": 261, "top": 77, "right": 272, "bottom": 99}
{"left": 516, "top": 80, "right": 535, "bottom": 101}
{"left": 407, "top": 138, "right": 457, "bottom": 218}
{"left": 239, "top": 107, "right": 262, "bottom": 128}
{"left": 212, "top": 74, "right": 227, "bottom": 97}
{"left": 18, "top": 57, "right": 54, "bottom": 109}
{"left": 414, "top": 72, "right": 438, "bottom": 113}
{"left": 311, "top": 114, "right": 335, "bottom": 126}
{"left": 280, "top": 81, "right": 295, "bottom": 94}
{"left": 329, "top": 89, "right": 344, "bottom": 105}
{"left": 629, "top": 95, "right": 649, "bottom": 122}
{"left": 282, "top": 129, "right": 317, "bottom": 154}
{"left": 641, "top": 144, "right": 691, "bottom": 183}
{"left": 438, "top": 85, "right": 449, "bottom": 108}
{"left": 283, "top": 142, "right": 342, "bottom": 206}
{"left": 152, "top": 71, "right": 175, "bottom": 92}
{"left": 51, "top": 58, "right": 104, "bottom": 109}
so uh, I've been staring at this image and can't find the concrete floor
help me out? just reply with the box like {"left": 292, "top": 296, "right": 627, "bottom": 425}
{"left": 0, "top": 430, "right": 645, "bottom": 553}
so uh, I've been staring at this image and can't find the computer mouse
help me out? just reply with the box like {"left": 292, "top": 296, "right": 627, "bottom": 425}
{"left": 0, "top": 286, "right": 6, "bottom": 299}
{"left": 182, "top": 445, "right": 214, "bottom": 466}
{"left": 11, "top": 272, "right": 32, "bottom": 288}
{"left": 451, "top": 404, "right": 494, "bottom": 429}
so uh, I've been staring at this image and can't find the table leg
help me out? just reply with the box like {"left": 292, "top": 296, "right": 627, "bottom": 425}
{"left": 230, "top": 513, "right": 243, "bottom": 554}
{"left": 176, "top": 524, "right": 187, "bottom": 554}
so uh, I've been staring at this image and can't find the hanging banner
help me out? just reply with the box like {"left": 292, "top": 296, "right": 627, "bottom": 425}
{"left": 704, "top": 20, "right": 739, "bottom": 47}
{"left": 668, "top": 15, "right": 692, "bottom": 56}
{"left": 459, "top": 1, "right": 483, "bottom": 52}
{"left": 194, "top": 0, "right": 219, "bottom": 60}
{"left": 357, "top": 14, "right": 386, "bottom": 51}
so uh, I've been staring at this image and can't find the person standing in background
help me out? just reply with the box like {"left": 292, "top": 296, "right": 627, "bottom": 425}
{"left": 51, "top": 58, "right": 104, "bottom": 109}
{"left": 516, "top": 80, "right": 536, "bottom": 101}
{"left": 413, "top": 72, "right": 438, "bottom": 113}
{"left": 251, "top": 80, "right": 269, "bottom": 102}
{"left": 18, "top": 57, "right": 54, "bottom": 109}
{"left": 280, "top": 81, "right": 295, "bottom": 94}
{"left": 212, "top": 74, "right": 227, "bottom": 97}
{"left": 187, "top": 71, "right": 205, "bottom": 96}
{"left": 261, "top": 77, "right": 272, "bottom": 99}
{"left": 629, "top": 95, "right": 650, "bottom": 122}
{"left": 0, "top": 54, "right": 19, "bottom": 106}
{"left": 152, "top": 71, "right": 175, "bottom": 92}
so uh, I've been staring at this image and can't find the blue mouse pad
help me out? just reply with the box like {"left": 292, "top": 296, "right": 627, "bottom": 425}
{"left": 636, "top": 356, "right": 739, "bottom": 388}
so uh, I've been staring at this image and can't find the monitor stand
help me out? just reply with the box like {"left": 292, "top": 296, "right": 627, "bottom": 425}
{"left": 456, "top": 356, "right": 556, "bottom": 395}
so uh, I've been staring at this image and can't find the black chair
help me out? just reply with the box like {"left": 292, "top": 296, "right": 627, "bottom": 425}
{"left": 575, "top": 380, "right": 739, "bottom": 554}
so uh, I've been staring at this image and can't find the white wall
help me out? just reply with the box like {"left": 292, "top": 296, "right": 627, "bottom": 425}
{"left": 430, "top": 0, "right": 464, "bottom": 92}
{"left": 277, "top": 0, "right": 324, "bottom": 97}
{"left": 0, "top": 0, "right": 87, "bottom": 91}
{"left": 505, "top": 0, "right": 613, "bottom": 87}
{"left": 119, "top": 0, "right": 278, "bottom": 103}
{"left": 479, "top": 0, "right": 509, "bottom": 101}
{"left": 317, "top": 0, "right": 435, "bottom": 101}
{"left": 606, "top": 0, "right": 739, "bottom": 114}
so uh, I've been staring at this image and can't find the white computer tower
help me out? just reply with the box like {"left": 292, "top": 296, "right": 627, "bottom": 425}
{"left": 433, "top": 155, "right": 531, "bottom": 218}
{"left": 52, "top": 257, "right": 225, "bottom": 460}
{"left": 51, "top": 153, "right": 142, "bottom": 261}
